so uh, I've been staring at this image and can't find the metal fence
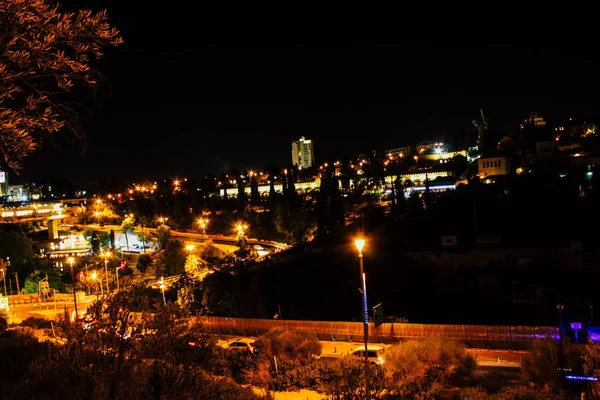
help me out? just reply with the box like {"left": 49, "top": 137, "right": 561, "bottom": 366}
{"left": 191, "top": 316, "right": 559, "bottom": 350}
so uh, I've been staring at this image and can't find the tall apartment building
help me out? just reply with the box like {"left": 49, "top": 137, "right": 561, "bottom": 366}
{"left": 291, "top": 137, "right": 314, "bottom": 169}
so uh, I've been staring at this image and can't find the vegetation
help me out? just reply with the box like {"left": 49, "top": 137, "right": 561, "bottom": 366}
{"left": 0, "top": 0, "right": 122, "bottom": 171}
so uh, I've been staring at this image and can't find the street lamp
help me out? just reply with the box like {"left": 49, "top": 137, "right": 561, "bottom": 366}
{"left": 236, "top": 223, "right": 248, "bottom": 246}
{"left": 159, "top": 276, "right": 166, "bottom": 305}
{"left": 101, "top": 251, "right": 111, "bottom": 294}
{"left": 198, "top": 218, "right": 209, "bottom": 237}
{"left": 186, "top": 244, "right": 195, "bottom": 254}
{"left": 557, "top": 303, "right": 564, "bottom": 341}
{"left": 92, "top": 270, "right": 103, "bottom": 298}
{"left": 116, "top": 261, "right": 125, "bottom": 291}
{"left": 68, "top": 257, "right": 78, "bottom": 317}
{"left": 354, "top": 238, "right": 370, "bottom": 400}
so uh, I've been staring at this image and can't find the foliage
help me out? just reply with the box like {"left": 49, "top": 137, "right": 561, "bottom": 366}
{"left": 135, "top": 254, "right": 152, "bottom": 274}
{"left": 156, "top": 224, "right": 171, "bottom": 250}
{"left": 98, "top": 230, "right": 111, "bottom": 249}
{"left": 0, "top": 327, "right": 48, "bottom": 396}
{"left": 459, "top": 385, "right": 570, "bottom": 400}
{"left": 0, "top": 230, "right": 35, "bottom": 277}
{"left": 317, "top": 356, "right": 386, "bottom": 399}
{"left": 0, "top": 0, "right": 123, "bottom": 171}
{"left": 274, "top": 201, "right": 316, "bottom": 246}
{"left": 384, "top": 338, "right": 476, "bottom": 398}
{"left": 19, "top": 316, "right": 52, "bottom": 330}
{"left": 249, "top": 329, "right": 323, "bottom": 391}
{"left": 521, "top": 339, "right": 583, "bottom": 392}
{"left": 0, "top": 289, "right": 270, "bottom": 400}
{"left": 199, "top": 271, "right": 239, "bottom": 316}
{"left": 583, "top": 339, "right": 600, "bottom": 398}
{"left": 121, "top": 218, "right": 134, "bottom": 250}
{"left": 22, "top": 269, "right": 67, "bottom": 294}
{"left": 155, "top": 239, "right": 185, "bottom": 276}
{"left": 185, "top": 254, "right": 207, "bottom": 281}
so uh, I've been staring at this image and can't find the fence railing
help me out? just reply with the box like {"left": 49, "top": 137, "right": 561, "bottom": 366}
{"left": 191, "top": 316, "right": 560, "bottom": 350}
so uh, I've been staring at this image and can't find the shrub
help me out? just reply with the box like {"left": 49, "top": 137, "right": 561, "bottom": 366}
{"left": 316, "top": 356, "right": 386, "bottom": 399}
{"left": 521, "top": 339, "right": 583, "bottom": 392}
{"left": 384, "top": 338, "right": 476, "bottom": 398}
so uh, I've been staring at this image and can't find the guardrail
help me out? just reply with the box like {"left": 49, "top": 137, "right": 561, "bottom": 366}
{"left": 191, "top": 316, "right": 559, "bottom": 350}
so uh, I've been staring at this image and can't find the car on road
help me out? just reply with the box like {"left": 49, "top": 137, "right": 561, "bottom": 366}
{"left": 253, "top": 245, "right": 265, "bottom": 251}
{"left": 221, "top": 338, "right": 256, "bottom": 352}
{"left": 348, "top": 344, "right": 386, "bottom": 365}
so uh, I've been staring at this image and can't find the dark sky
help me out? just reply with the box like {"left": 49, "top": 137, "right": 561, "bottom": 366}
{"left": 14, "top": 3, "right": 600, "bottom": 184}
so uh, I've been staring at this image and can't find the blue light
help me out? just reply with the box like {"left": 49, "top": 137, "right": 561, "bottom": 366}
{"left": 565, "top": 375, "right": 598, "bottom": 381}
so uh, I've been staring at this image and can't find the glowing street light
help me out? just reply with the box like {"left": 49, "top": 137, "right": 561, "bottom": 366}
{"left": 159, "top": 276, "right": 166, "bottom": 305}
{"left": 92, "top": 270, "right": 103, "bottom": 297}
{"left": 198, "top": 218, "right": 209, "bottom": 236}
{"left": 354, "top": 237, "right": 370, "bottom": 399}
{"left": 186, "top": 244, "right": 195, "bottom": 254}
{"left": 236, "top": 223, "right": 248, "bottom": 246}
{"left": 67, "top": 257, "right": 78, "bottom": 317}
{"left": 100, "top": 251, "right": 111, "bottom": 294}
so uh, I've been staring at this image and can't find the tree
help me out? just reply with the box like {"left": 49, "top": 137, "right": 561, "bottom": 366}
{"left": 156, "top": 224, "right": 171, "bottom": 250}
{"left": 185, "top": 254, "right": 207, "bottom": 281}
{"left": 121, "top": 218, "right": 135, "bottom": 251}
{"left": 0, "top": 230, "right": 35, "bottom": 278}
{"left": 135, "top": 254, "right": 152, "bottom": 274}
{"left": 274, "top": 202, "right": 316, "bottom": 246}
{"left": 0, "top": 0, "right": 122, "bottom": 171}
{"left": 155, "top": 240, "right": 185, "bottom": 276}
{"left": 384, "top": 338, "right": 476, "bottom": 398}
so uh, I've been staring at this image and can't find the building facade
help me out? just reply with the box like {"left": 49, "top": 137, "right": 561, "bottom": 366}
{"left": 478, "top": 156, "right": 510, "bottom": 178}
{"left": 292, "top": 137, "right": 314, "bottom": 169}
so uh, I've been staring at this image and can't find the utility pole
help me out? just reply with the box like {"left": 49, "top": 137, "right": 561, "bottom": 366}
{"left": 15, "top": 272, "right": 20, "bottom": 295}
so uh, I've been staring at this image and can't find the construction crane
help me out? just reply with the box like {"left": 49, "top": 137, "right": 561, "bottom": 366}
{"left": 472, "top": 108, "right": 488, "bottom": 151}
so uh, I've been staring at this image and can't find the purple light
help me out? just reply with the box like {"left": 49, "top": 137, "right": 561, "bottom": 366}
{"left": 565, "top": 375, "right": 598, "bottom": 381}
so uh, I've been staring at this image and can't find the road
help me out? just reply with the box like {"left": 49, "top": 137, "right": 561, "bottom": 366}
{"left": 68, "top": 223, "right": 288, "bottom": 252}
{"left": 7, "top": 297, "right": 97, "bottom": 323}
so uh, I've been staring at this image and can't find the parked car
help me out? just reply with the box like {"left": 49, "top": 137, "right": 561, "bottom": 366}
{"left": 221, "top": 338, "right": 256, "bottom": 352}
{"left": 348, "top": 344, "right": 386, "bottom": 365}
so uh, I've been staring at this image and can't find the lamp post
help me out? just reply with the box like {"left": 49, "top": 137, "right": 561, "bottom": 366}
{"left": 92, "top": 270, "right": 102, "bottom": 298}
{"left": 159, "top": 276, "right": 166, "bottom": 305}
{"left": 101, "top": 251, "right": 111, "bottom": 294}
{"left": 236, "top": 224, "right": 247, "bottom": 246}
{"left": 186, "top": 244, "right": 195, "bottom": 255}
{"left": 354, "top": 238, "right": 370, "bottom": 400}
{"left": 68, "top": 257, "right": 78, "bottom": 317}
{"left": 198, "top": 218, "right": 208, "bottom": 237}
{"left": 557, "top": 303, "right": 564, "bottom": 342}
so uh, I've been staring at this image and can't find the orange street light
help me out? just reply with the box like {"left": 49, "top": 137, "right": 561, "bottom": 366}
{"left": 354, "top": 237, "right": 369, "bottom": 398}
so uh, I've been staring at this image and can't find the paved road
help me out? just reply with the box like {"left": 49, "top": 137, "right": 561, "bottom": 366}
{"left": 7, "top": 297, "right": 97, "bottom": 323}
{"left": 69, "top": 224, "right": 288, "bottom": 251}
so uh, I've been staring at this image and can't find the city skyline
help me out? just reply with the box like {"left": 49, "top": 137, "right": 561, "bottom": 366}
{"left": 9, "top": 1, "right": 600, "bottom": 183}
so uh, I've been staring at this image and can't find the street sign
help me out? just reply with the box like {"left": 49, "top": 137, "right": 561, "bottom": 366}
{"left": 571, "top": 322, "right": 582, "bottom": 330}
{"left": 0, "top": 297, "right": 9, "bottom": 311}
{"left": 373, "top": 303, "right": 384, "bottom": 328}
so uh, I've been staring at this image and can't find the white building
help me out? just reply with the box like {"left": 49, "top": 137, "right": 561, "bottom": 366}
{"left": 478, "top": 156, "right": 510, "bottom": 178}
{"left": 292, "top": 137, "right": 314, "bottom": 169}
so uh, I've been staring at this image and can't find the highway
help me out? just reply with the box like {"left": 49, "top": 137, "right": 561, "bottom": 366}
{"left": 7, "top": 296, "right": 96, "bottom": 323}
{"left": 68, "top": 223, "right": 288, "bottom": 253}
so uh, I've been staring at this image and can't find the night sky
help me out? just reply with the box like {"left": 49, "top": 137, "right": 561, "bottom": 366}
{"left": 14, "top": 3, "right": 600, "bottom": 184}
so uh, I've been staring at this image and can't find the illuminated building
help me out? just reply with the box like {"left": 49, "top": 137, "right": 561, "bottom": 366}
{"left": 0, "top": 169, "right": 7, "bottom": 197}
{"left": 292, "top": 137, "right": 314, "bottom": 169}
{"left": 478, "top": 156, "right": 510, "bottom": 179}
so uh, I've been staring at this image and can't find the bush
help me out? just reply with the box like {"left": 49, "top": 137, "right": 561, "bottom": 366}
{"left": 20, "top": 316, "right": 52, "bottom": 330}
{"left": 233, "top": 329, "right": 323, "bottom": 391}
{"left": 384, "top": 338, "right": 476, "bottom": 398}
{"left": 521, "top": 339, "right": 583, "bottom": 392}
{"left": 136, "top": 254, "right": 152, "bottom": 274}
{"left": 316, "top": 356, "right": 386, "bottom": 399}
